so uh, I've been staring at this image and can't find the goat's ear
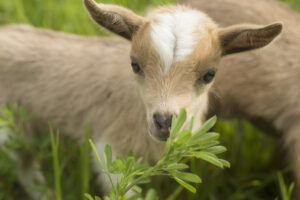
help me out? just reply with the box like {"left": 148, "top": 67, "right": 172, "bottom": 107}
{"left": 219, "top": 22, "right": 282, "bottom": 56}
{"left": 83, "top": 0, "right": 145, "bottom": 40}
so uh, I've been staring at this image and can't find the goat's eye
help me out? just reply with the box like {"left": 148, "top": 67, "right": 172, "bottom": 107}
{"left": 202, "top": 70, "right": 216, "bottom": 84}
{"left": 131, "top": 60, "right": 143, "bottom": 75}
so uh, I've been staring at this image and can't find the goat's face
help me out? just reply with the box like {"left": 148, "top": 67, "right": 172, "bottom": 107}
{"left": 84, "top": 0, "right": 282, "bottom": 141}
{"left": 130, "top": 7, "right": 221, "bottom": 141}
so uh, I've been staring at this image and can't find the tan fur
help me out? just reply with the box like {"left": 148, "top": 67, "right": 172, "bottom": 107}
{"left": 130, "top": 9, "right": 221, "bottom": 137}
{"left": 0, "top": 24, "right": 164, "bottom": 161}
{"left": 180, "top": 0, "right": 300, "bottom": 196}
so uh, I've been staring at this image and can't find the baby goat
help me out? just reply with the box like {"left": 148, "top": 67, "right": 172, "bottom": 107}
{"left": 0, "top": 0, "right": 282, "bottom": 198}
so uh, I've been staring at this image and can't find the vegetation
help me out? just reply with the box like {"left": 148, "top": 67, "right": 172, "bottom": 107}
{"left": 0, "top": 0, "right": 299, "bottom": 199}
{"left": 86, "top": 110, "right": 229, "bottom": 199}
{"left": 0, "top": 104, "right": 230, "bottom": 200}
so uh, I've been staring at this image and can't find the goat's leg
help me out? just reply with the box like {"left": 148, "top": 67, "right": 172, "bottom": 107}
{"left": 92, "top": 137, "right": 119, "bottom": 195}
{"left": 17, "top": 158, "right": 51, "bottom": 200}
{"left": 0, "top": 129, "right": 51, "bottom": 200}
{"left": 285, "top": 124, "right": 300, "bottom": 199}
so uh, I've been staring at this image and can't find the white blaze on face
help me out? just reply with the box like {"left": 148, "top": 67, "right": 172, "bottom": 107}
{"left": 150, "top": 9, "right": 208, "bottom": 73}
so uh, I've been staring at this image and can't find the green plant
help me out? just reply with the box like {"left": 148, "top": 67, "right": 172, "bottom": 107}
{"left": 0, "top": 104, "right": 94, "bottom": 200}
{"left": 277, "top": 172, "right": 294, "bottom": 200}
{"left": 85, "top": 109, "right": 229, "bottom": 200}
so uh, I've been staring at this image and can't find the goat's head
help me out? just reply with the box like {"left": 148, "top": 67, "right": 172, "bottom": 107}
{"left": 84, "top": 0, "right": 282, "bottom": 141}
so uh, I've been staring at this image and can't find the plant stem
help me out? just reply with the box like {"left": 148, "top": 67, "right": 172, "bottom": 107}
{"left": 89, "top": 140, "right": 116, "bottom": 194}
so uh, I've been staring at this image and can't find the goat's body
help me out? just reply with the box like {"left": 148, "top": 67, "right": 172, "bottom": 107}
{"left": 180, "top": 0, "right": 300, "bottom": 132}
{"left": 180, "top": 0, "right": 300, "bottom": 190}
{"left": 0, "top": 25, "right": 162, "bottom": 162}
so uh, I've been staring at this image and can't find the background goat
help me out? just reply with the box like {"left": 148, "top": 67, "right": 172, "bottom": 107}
{"left": 179, "top": 0, "right": 300, "bottom": 197}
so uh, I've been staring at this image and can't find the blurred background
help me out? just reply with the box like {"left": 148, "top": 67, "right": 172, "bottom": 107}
{"left": 0, "top": 0, "right": 299, "bottom": 199}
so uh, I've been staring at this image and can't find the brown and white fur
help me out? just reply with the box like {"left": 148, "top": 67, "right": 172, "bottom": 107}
{"left": 0, "top": 0, "right": 282, "bottom": 198}
{"left": 179, "top": 0, "right": 300, "bottom": 197}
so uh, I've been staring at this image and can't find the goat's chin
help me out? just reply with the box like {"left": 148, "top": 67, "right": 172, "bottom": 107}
{"left": 148, "top": 130, "right": 168, "bottom": 143}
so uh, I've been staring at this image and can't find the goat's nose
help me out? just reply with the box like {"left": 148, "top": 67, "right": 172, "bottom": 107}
{"left": 153, "top": 113, "right": 172, "bottom": 136}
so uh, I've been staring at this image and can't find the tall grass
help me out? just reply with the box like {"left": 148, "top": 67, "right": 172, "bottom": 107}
{"left": 50, "top": 128, "right": 62, "bottom": 200}
{"left": 282, "top": 0, "right": 300, "bottom": 11}
{"left": 0, "top": 0, "right": 176, "bottom": 36}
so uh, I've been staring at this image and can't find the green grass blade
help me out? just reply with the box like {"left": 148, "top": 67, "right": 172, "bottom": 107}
{"left": 50, "top": 127, "right": 62, "bottom": 200}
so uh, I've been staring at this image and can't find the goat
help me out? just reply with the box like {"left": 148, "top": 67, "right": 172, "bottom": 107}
{"left": 180, "top": 0, "right": 300, "bottom": 197}
{"left": 0, "top": 0, "right": 282, "bottom": 198}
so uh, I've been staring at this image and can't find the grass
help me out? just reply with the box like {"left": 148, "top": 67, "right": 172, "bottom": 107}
{"left": 0, "top": 0, "right": 175, "bottom": 36}
{"left": 282, "top": 0, "right": 300, "bottom": 11}
{"left": 0, "top": 0, "right": 299, "bottom": 199}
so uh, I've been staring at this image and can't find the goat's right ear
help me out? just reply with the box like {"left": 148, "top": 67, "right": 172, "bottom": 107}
{"left": 219, "top": 22, "right": 283, "bottom": 56}
{"left": 83, "top": 0, "right": 145, "bottom": 40}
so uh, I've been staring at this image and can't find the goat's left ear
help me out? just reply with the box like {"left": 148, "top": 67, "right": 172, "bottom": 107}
{"left": 219, "top": 22, "right": 283, "bottom": 56}
{"left": 83, "top": 0, "right": 145, "bottom": 40}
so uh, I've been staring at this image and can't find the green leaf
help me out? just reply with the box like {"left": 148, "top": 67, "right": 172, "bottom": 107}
{"left": 188, "top": 117, "right": 194, "bottom": 132}
{"left": 170, "top": 109, "right": 187, "bottom": 138}
{"left": 104, "top": 144, "right": 112, "bottom": 168}
{"left": 175, "top": 130, "right": 191, "bottom": 144}
{"left": 166, "top": 163, "right": 189, "bottom": 171}
{"left": 205, "top": 146, "right": 227, "bottom": 154}
{"left": 125, "top": 156, "right": 135, "bottom": 174}
{"left": 109, "top": 159, "right": 125, "bottom": 174}
{"left": 127, "top": 193, "right": 141, "bottom": 200}
{"left": 197, "top": 141, "right": 220, "bottom": 150}
{"left": 190, "top": 132, "right": 220, "bottom": 145}
{"left": 171, "top": 114, "right": 177, "bottom": 130}
{"left": 95, "top": 197, "right": 102, "bottom": 200}
{"left": 173, "top": 171, "right": 201, "bottom": 183}
{"left": 135, "top": 177, "right": 151, "bottom": 185}
{"left": 191, "top": 116, "right": 217, "bottom": 139}
{"left": 145, "top": 189, "right": 157, "bottom": 200}
{"left": 288, "top": 182, "right": 295, "bottom": 199}
{"left": 278, "top": 172, "right": 289, "bottom": 200}
{"left": 162, "top": 139, "right": 173, "bottom": 159}
{"left": 84, "top": 193, "right": 94, "bottom": 200}
{"left": 89, "top": 140, "right": 106, "bottom": 172}
{"left": 193, "top": 152, "right": 223, "bottom": 168}
{"left": 174, "top": 177, "right": 196, "bottom": 193}
{"left": 133, "top": 164, "right": 149, "bottom": 173}
{"left": 219, "top": 159, "right": 231, "bottom": 168}
{"left": 132, "top": 185, "right": 142, "bottom": 193}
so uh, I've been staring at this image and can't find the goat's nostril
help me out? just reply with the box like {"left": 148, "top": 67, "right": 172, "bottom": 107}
{"left": 165, "top": 117, "right": 172, "bottom": 128}
{"left": 153, "top": 113, "right": 173, "bottom": 130}
{"left": 153, "top": 113, "right": 161, "bottom": 129}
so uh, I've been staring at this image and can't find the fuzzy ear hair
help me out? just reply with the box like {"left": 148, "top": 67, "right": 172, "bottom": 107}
{"left": 83, "top": 0, "right": 145, "bottom": 40}
{"left": 219, "top": 22, "right": 283, "bottom": 56}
